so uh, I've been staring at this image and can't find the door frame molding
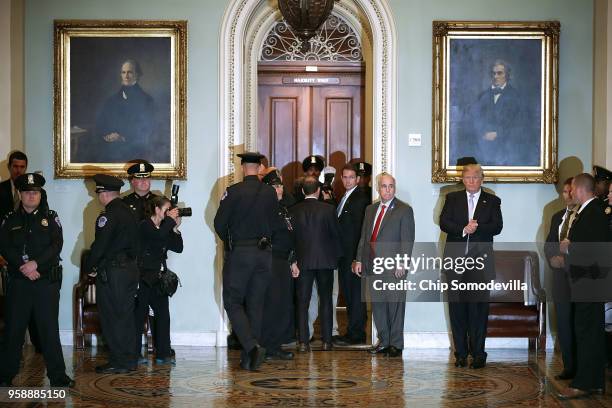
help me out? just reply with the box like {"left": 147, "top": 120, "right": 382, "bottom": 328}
{"left": 217, "top": 0, "right": 398, "bottom": 345}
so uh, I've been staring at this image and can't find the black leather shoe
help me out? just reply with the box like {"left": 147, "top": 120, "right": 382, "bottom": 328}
{"left": 248, "top": 345, "right": 266, "bottom": 370}
{"left": 240, "top": 354, "right": 250, "bottom": 370}
{"left": 554, "top": 369, "right": 575, "bottom": 380}
{"left": 95, "top": 364, "right": 129, "bottom": 374}
{"left": 50, "top": 374, "right": 75, "bottom": 388}
{"left": 471, "top": 356, "right": 486, "bottom": 369}
{"left": 265, "top": 350, "right": 294, "bottom": 361}
{"left": 368, "top": 344, "right": 388, "bottom": 355}
{"left": 297, "top": 342, "right": 311, "bottom": 352}
{"left": 321, "top": 342, "right": 333, "bottom": 351}
{"left": 590, "top": 388, "right": 605, "bottom": 395}
{"left": 346, "top": 337, "right": 366, "bottom": 345}
{"left": 454, "top": 357, "right": 467, "bottom": 368}
{"left": 386, "top": 346, "right": 402, "bottom": 358}
{"left": 332, "top": 335, "right": 350, "bottom": 346}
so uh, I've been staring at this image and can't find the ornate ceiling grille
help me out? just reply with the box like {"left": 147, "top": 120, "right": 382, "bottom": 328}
{"left": 260, "top": 14, "right": 363, "bottom": 62}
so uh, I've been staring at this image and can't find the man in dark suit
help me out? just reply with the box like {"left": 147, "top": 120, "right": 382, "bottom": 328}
{"left": 334, "top": 164, "right": 370, "bottom": 346}
{"left": 557, "top": 173, "right": 608, "bottom": 399}
{"left": 291, "top": 176, "right": 343, "bottom": 351}
{"left": 544, "top": 177, "right": 577, "bottom": 380}
{"left": 465, "top": 60, "right": 535, "bottom": 166}
{"left": 354, "top": 173, "right": 415, "bottom": 357}
{"left": 0, "top": 151, "right": 28, "bottom": 220}
{"left": 440, "top": 162, "right": 503, "bottom": 369}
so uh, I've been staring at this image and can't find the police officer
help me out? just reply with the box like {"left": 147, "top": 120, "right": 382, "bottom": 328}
{"left": 294, "top": 155, "right": 326, "bottom": 203}
{"left": 0, "top": 173, "right": 74, "bottom": 387}
{"left": 593, "top": 165, "right": 612, "bottom": 202}
{"left": 123, "top": 161, "right": 157, "bottom": 221}
{"left": 214, "top": 152, "right": 281, "bottom": 370}
{"left": 86, "top": 174, "right": 139, "bottom": 374}
{"left": 353, "top": 161, "right": 373, "bottom": 199}
{"left": 260, "top": 168, "right": 299, "bottom": 360}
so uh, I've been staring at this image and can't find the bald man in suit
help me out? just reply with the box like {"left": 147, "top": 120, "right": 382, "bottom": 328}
{"left": 354, "top": 173, "right": 415, "bottom": 357}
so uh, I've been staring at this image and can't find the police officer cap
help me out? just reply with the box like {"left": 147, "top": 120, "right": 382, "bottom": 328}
{"left": 262, "top": 168, "right": 282, "bottom": 186}
{"left": 593, "top": 165, "right": 612, "bottom": 181}
{"left": 15, "top": 172, "right": 45, "bottom": 192}
{"left": 237, "top": 152, "right": 265, "bottom": 164}
{"left": 127, "top": 161, "right": 154, "bottom": 178}
{"left": 302, "top": 155, "right": 324, "bottom": 172}
{"left": 93, "top": 174, "right": 124, "bottom": 193}
{"left": 353, "top": 161, "right": 372, "bottom": 177}
{"left": 456, "top": 157, "right": 479, "bottom": 166}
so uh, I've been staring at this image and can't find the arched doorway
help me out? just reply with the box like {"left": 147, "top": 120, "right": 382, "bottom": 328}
{"left": 217, "top": 0, "right": 398, "bottom": 345}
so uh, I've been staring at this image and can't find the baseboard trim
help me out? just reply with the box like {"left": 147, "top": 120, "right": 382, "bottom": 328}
{"left": 404, "top": 332, "right": 555, "bottom": 350}
{"left": 59, "top": 330, "right": 554, "bottom": 350}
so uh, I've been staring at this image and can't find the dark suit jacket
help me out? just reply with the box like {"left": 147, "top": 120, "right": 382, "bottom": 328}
{"left": 337, "top": 188, "right": 370, "bottom": 261}
{"left": 544, "top": 208, "right": 573, "bottom": 299}
{"left": 355, "top": 198, "right": 415, "bottom": 274}
{"left": 440, "top": 189, "right": 503, "bottom": 280}
{"left": 567, "top": 198, "right": 609, "bottom": 281}
{"left": 0, "top": 179, "right": 15, "bottom": 220}
{"left": 290, "top": 198, "right": 343, "bottom": 271}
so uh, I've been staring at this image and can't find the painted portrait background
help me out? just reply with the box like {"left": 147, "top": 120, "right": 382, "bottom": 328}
{"left": 69, "top": 37, "right": 171, "bottom": 164}
{"left": 448, "top": 38, "right": 542, "bottom": 167}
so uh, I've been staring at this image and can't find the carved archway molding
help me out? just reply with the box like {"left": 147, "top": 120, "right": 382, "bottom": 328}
{"left": 216, "top": 0, "right": 397, "bottom": 345}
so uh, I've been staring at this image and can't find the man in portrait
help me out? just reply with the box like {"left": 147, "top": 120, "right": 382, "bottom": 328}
{"left": 94, "top": 59, "right": 157, "bottom": 163}
{"left": 462, "top": 59, "right": 536, "bottom": 166}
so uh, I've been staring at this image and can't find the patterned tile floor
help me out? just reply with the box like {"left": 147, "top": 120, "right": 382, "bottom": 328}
{"left": 2, "top": 345, "right": 611, "bottom": 407}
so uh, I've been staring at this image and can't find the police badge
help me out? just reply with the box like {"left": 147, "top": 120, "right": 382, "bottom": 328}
{"left": 41, "top": 218, "right": 49, "bottom": 227}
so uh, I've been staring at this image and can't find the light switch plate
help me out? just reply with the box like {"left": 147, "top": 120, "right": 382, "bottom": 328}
{"left": 408, "top": 133, "right": 422, "bottom": 147}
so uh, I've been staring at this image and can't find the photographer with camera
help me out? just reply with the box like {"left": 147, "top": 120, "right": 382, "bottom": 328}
{"left": 134, "top": 196, "right": 183, "bottom": 365}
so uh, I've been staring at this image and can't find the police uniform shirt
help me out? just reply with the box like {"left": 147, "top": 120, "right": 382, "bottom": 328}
{"left": 0, "top": 206, "right": 63, "bottom": 279}
{"left": 123, "top": 191, "right": 158, "bottom": 222}
{"left": 214, "top": 175, "right": 282, "bottom": 243}
{"left": 85, "top": 197, "right": 139, "bottom": 272}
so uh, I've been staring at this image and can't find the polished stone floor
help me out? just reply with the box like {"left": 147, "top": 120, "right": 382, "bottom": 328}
{"left": 2, "top": 345, "right": 611, "bottom": 407}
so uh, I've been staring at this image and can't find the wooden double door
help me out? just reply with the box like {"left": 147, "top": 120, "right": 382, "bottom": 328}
{"left": 257, "top": 65, "right": 365, "bottom": 196}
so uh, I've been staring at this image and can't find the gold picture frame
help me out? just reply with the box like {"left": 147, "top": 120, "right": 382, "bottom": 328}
{"left": 432, "top": 21, "right": 559, "bottom": 183}
{"left": 54, "top": 20, "right": 187, "bottom": 179}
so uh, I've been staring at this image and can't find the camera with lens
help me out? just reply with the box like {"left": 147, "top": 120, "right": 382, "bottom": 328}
{"left": 319, "top": 166, "right": 336, "bottom": 199}
{"left": 170, "top": 184, "right": 192, "bottom": 217}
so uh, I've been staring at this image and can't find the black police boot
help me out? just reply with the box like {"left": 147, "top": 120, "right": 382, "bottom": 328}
{"left": 248, "top": 345, "right": 266, "bottom": 370}
{"left": 50, "top": 374, "right": 75, "bottom": 388}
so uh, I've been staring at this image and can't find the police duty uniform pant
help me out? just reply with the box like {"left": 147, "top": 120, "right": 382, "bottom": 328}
{"left": 0, "top": 278, "right": 66, "bottom": 383}
{"left": 222, "top": 246, "right": 272, "bottom": 356}
{"left": 261, "top": 255, "right": 295, "bottom": 352}
{"left": 338, "top": 257, "right": 367, "bottom": 341}
{"left": 134, "top": 280, "right": 171, "bottom": 359}
{"left": 297, "top": 269, "right": 334, "bottom": 344}
{"left": 96, "top": 262, "right": 139, "bottom": 369}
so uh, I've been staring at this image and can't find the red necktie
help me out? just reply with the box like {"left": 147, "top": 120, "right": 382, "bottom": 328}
{"left": 370, "top": 204, "right": 386, "bottom": 242}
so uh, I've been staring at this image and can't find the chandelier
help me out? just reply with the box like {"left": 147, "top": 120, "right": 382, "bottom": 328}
{"left": 278, "top": 0, "right": 337, "bottom": 51}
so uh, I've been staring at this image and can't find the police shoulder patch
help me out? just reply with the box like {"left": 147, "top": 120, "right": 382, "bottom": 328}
{"left": 55, "top": 216, "right": 62, "bottom": 228}
{"left": 98, "top": 216, "right": 108, "bottom": 228}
